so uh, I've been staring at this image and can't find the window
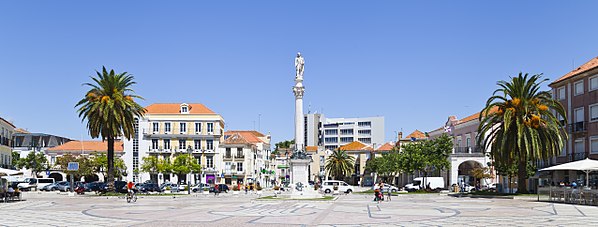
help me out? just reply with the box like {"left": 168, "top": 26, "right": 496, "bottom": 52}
{"left": 164, "top": 139, "right": 170, "bottom": 149}
{"left": 181, "top": 106, "right": 188, "bottom": 113}
{"left": 206, "top": 156, "right": 214, "bottom": 168}
{"left": 165, "top": 122, "right": 171, "bottom": 133}
{"left": 558, "top": 86, "right": 565, "bottom": 100}
{"left": 340, "top": 137, "right": 354, "bottom": 143}
{"left": 575, "top": 80, "right": 584, "bottom": 95}
{"left": 195, "top": 122, "right": 201, "bottom": 133}
{"left": 325, "top": 129, "right": 338, "bottom": 135}
{"left": 179, "top": 140, "right": 186, "bottom": 150}
{"left": 575, "top": 107, "right": 584, "bottom": 123}
{"left": 466, "top": 138, "right": 471, "bottom": 147}
{"left": 340, "top": 129, "right": 353, "bottom": 135}
{"left": 457, "top": 139, "right": 462, "bottom": 146}
{"left": 358, "top": 130, "right": 371, "bottom": 135}
{"left": 557, "top": 113, "right": 565, "bottom": 126}
{"left": 194, "top": 140, "right": 201, "bottom": 150}
{"left": 325, "top": 137, "right": 338, "bottom": 143}
{"left": 225, "top": 148, "right": 231, "bottom": 157}
{"left": 152, "top": 122, "right": 159, "bottom": 133}
{"left": 207, "top": 140, "right": 213, "bottom": 150}
{"left": 207, "top": 123, "right": 214, "bottom": 133}
{"left": 225, "top": 162, "right": 231, "bottom": 170}
{"left": 358, "top": 121, "right": 371, "bottom": 127}
{"left": 590, "top": 75, "right": 598, "bottom": 91}
{"left": 591, "top": 104, "right": 598, "bottom": 122}
{"left": 152, "top": 139, "right": 158, "bottom": 149}
{"left": 180, "top": 122, "right": 186, "bottom": 134}
{"left": 237, "top": 162, "right": 243, "bottom": 172}
{"left": 575, "top": 139, "right": 585, "bottom": 154}
{"left": 358, "top": 138, "right": 371, "bottom": 144}
{"left": 591, "top": 137, "right": 598, "bottom": 154}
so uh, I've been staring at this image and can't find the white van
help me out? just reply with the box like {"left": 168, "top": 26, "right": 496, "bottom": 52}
{"left": 36, "top": 178, "right": 55, "bottom": 190}
{"left": 320, "top": 180, "right": 354, "bottom": 194}
{"left": 404, "top": 177, "right": 445, "bottom": 192}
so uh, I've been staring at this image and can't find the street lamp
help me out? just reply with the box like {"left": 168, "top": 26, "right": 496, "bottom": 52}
{"left": 187, "top": 145, "right": 192, "bottom": 195}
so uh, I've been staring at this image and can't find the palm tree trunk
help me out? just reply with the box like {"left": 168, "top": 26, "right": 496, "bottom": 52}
{"left": 517, "top": 158, "right": 528, "bottom": 194}
{"left": 107, "top": 137, "right": 115, "bottom": 191}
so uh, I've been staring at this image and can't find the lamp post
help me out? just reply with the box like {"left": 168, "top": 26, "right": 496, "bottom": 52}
{"left": 187, "top": 145, "right": 192, "bottom": 195}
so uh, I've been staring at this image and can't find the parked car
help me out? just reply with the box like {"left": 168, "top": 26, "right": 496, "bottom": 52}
{"left": 139, "top": 183, "right": 162, "bottom": 193}
{"left": 320, "top": 180, "right": 354, "bottom": 194}
{"left": 17, "top": 178, "right": 40, "bottom": 191}
{"left": 481, "top": 183, "right": 497, "bottom": 192}
{"left": 85, "top": 181, "right": 107, "bottom": 192}
{"left": 380, "top": 184, "right": 399, "bottom": 193}
{"left": 178, "top": 184, "right": 188, "bottom": 191}
{"left": 55, "top": 181, "right": 71, "bottom": 192}
{"left": 191, "top": 183, "right": 210, "bottom": 193}
{"left": 42, "top": 182, "right": 59, "bottom": 191}
{"left": 210, "top": 184, "right": 229, "bottom": 193}
{"left": 114, "top": 181, "right": 128, "bottom": 193}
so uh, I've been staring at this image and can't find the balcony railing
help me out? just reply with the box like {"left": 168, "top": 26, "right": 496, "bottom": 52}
{"left": 453, "top": 146, "right": 484, "bottom": 154}
{"left": 236, "top": 154, "right": 245, "bottom": 159}
{"left": 455, "top": 147, "right": 470, "bottom": 153}
{"left": 224, "top": 154, "right": 233, "bottom": 159}
{"left": 573, "top": 152, "right": 586, "bottom": 161}
{"left": 569, "top": 122, "right": 587, "bottom": 133}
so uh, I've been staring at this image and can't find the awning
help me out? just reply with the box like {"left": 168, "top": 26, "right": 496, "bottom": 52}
{"left": 277, "top": 165, "right": 289, "bottom": 169}
{"left": 540, "top": 158, "right": 598, "bottom": 186}
{"left": 0, "top": 168, "right": 23, "bottom": 176}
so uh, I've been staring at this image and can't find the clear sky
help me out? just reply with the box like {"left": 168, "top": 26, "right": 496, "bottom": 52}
{"left": 1, "top": 1, "right": 598, "bottom": 144}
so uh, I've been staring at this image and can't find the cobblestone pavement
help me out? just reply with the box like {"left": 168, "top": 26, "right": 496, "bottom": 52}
{"left": 2, "top": 192, "right": 598, "bottom": 226}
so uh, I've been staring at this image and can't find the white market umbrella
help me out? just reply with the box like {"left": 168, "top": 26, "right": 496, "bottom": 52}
{"left": 0, "top": 168, "right": 23, "bottom": 176}
{"left": 540, "top": 158, "right": 598, "bottom": 187}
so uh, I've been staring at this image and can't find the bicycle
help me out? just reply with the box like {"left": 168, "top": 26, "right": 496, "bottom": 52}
{"left": 126, "top": 190, "right": 138, "bottom": 203}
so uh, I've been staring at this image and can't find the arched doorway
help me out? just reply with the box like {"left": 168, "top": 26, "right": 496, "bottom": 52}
{"left": 49, "top": 172, "right": 63, "bottom": 182}
{"left": 84, "top": 174, "right": 99, "bottom": 182}
{"left": 458, "top": 160, "right": 483, "bottom": 187}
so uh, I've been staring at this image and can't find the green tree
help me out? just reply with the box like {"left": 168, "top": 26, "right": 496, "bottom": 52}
{"left": 478, "top": 73, "right": 567, "bottom": 193}
{"left": 54, "top": 154, "right": 94, "bottom": 180}
{"left": 400, "top": 135, "right": 452, "bottom": 189}
{"left": 15, "top": 151, "right": 48, "bottom": 177}
{"left": 170, "top": 154, "right": 201, "bottom": 183}
{"left": 325, "top": 150, "right": 355, "bottom": 180}
{"left": 141, "top": 156, "right": 160, "bottom": 176}
{"left": 90, "top": 153, "right": 127, "bottom": 180}
{"left": 75, "top": 67, "right": 146, "bottom": 191}
{"left": 471, "top": 166, "right": 493, "bottom": 188}
{"left": 11, "top": 151, "right": 21, "bottom": 169}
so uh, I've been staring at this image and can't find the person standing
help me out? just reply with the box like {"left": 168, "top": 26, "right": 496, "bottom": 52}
{"left": 386, "top": 185, "right": 392, "bottom": 202}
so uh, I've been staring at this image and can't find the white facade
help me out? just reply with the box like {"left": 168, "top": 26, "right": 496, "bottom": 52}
{"left": 305, "top": 114, "right": 385, "bottom": 151}
{"left": 218, "top": 131, "right": 272, "bottom": 187}
{"left": 123, "top": 103, "right": 225, "bottom": 184}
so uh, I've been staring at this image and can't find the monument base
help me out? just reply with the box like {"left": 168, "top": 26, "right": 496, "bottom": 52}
{"left": 287, "top": 158, "right": 322, "bottom": 199}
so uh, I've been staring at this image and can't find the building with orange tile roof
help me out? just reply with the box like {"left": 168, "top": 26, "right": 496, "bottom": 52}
{"left": 548, "top": 56, "right": 598, "bottom": 186}
{"left": 123, "top": 102, "right": 225, "bottom": 185}
{"left": 219, "top": 130, "right": 272, "bottom": 187}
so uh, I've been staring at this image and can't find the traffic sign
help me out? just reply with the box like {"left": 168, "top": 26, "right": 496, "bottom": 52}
{"left": 67, "top": 162, "right": 79, "bottom": 171}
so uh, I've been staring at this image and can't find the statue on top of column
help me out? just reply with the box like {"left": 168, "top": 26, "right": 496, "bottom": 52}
{"left": 295, "top": 52, "right": 305, "bottom": 80}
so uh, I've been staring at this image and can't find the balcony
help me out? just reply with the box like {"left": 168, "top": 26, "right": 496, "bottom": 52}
{"left": 142, "top": 127, "right": 220, "bottom": 138}
{"left": 568, "top": 122, "right": 587, "bottom": 133}
{"left": 224, "top": 154, "right": 233, "bottom": 160}
{"left": 235, "top": 154, "right": 245, "bottom": 159}
{"left": 573, "top": 152, "right": 586, "bottom": 161}
{"left": 454, "top": 147, "right": 470, "bottom": 153}
{"left": 452, "top": 146, "right": 484, "bottom": 157}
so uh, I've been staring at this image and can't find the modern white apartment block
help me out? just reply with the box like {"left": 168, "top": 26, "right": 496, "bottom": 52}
{"left": 218, "top": 131, "right": 272, "bottom": 187}
{"left": 123, "top": 103, "right": 225, "bottom": 184}
{"left": 304, "top": 114, "right": 384, "bottom": 151}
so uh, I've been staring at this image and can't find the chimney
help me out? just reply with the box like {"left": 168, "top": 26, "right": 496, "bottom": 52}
{"left": 396, "top": 132, "right": 403, "bottom": 147}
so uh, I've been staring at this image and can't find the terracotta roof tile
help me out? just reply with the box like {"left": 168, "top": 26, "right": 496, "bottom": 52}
{"left": 223, "top": 130, "right": 268, "bottom": 144}
{"left": 551, "top": 57, "right": 598, "bottom": 85}
{"left": 339, "top": 141, "right": 372, "bottom": 151}
{"left": 456, "top": 106, "right": 498, "bottom": 125}
{"left": 47, "top": 140, "right": 123, "bottom": 152}
{"left": 404, "top": 130, "right": 427, "bottom": 139}
{"left": 145, "top": 103, "right": 215, "bottom": 114}
{"left": 375, "top": 142, "right": 395, "bottom": 152}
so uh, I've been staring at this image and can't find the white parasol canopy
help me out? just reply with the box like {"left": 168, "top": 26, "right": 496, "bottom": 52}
{"left": 0, "top": 168, "right": 23, "bottom": 176}
{"left": 540, "top": 158, "right": 598, "bottom": 186}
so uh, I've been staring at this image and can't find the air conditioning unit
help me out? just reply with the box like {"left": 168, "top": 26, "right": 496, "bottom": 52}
{"left": 208, "top": 132, "right": 213, "bottom": 135}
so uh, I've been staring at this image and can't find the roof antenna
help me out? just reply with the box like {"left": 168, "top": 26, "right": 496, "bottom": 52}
{"left": 308, "top": 103, "right": 311, "bottom": 114}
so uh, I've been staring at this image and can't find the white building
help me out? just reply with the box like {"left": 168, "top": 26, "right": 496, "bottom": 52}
{"left": 218, "top": 131, "right": 272, "bottom": 187}
{"left": 304, "top": 114, "right": 385, "bottom": 151}
{"left": 123, "top": 103, "right": 225, "bottom": 184}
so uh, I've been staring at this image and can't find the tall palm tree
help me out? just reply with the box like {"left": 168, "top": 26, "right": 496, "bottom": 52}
{"left": 76, "top": 67, "right": 145, "bottom": 191}
{"left": 325, "top": 149, "right": 355, "bottom": 181}
{"left": 478, "top": 73, "right": 567, "bottom": 193}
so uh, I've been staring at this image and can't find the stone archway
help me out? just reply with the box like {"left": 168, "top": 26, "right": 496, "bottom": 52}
{"left": 458, "top": 160, "right": 483, "bottom": 186}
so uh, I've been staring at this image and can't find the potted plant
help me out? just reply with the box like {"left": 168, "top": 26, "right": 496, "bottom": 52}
{"left": 232, "top": 185, "right": 240, "bottom": 195}
{"left": 203, "top": 187, "right": 209, "bottom": 195}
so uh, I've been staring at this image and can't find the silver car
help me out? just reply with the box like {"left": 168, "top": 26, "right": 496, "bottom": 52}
{"left": 55, "top": 181, "right": 71, "bottom": 192}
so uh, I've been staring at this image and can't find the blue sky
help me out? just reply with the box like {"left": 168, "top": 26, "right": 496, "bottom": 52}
{"left": 1, "top": 1, "right": 598, "bottom": 144}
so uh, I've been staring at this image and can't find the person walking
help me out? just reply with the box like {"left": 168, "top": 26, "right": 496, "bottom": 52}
{"left": 214, "top": 184, "right": 219, "bottom": 197}
{"left": 386, "top": 185, "right": 392, "bottom": 202}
